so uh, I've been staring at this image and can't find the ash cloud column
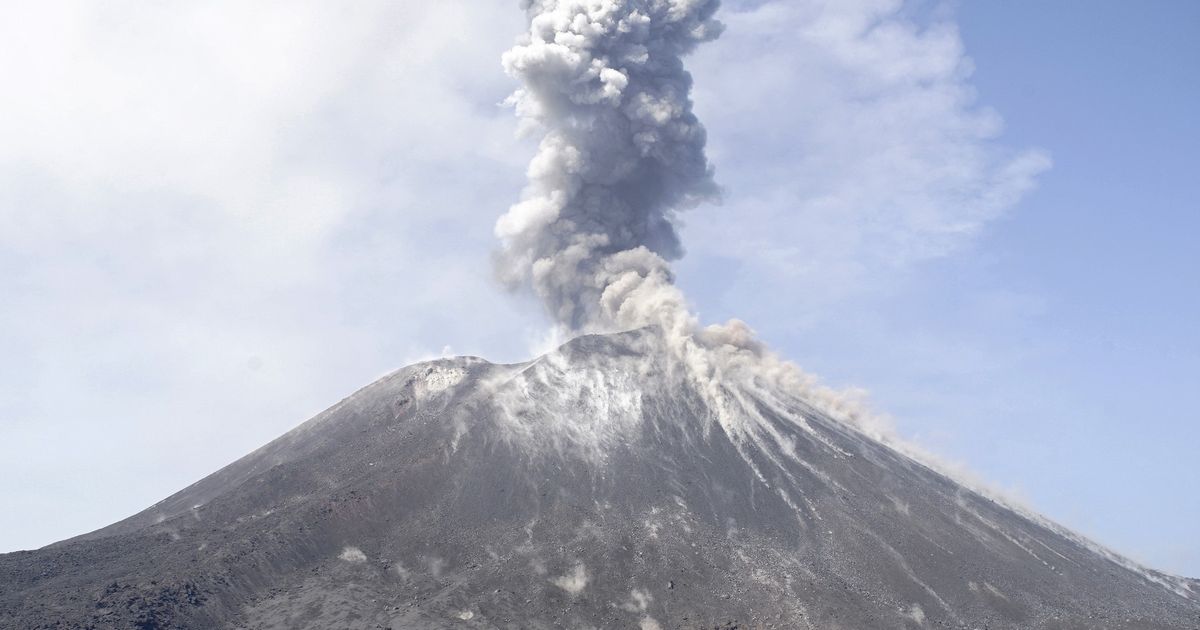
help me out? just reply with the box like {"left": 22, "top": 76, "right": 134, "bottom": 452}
{"left": 496, "top": 0, "right": 723, "bottom": 334}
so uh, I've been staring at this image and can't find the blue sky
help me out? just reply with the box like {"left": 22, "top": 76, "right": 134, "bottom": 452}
{"left": 944, "top": 0, "right": 1200, "bottom": 574}
{"left": 704, "top": 0, "right": 1199, "bottom": 574}
{"left": 1, "top": 1, "right": 1196, "bottom": 576}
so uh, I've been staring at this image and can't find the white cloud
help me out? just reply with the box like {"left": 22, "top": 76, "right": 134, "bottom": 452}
{"left": 0, "top": 0, "right": 540, "bottom": 552}
{"left": 0, "top": 0, "right": 1049, "bottom": 555}
{"left": 683, "top": 0, "right": 1050, "bottom": 324}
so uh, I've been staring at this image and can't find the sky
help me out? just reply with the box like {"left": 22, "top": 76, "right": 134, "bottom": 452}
{"left": 0, "top": 0, "right": 1196, "bottom": 576}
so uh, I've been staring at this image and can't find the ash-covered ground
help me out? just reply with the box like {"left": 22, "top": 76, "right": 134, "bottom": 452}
{"left": 2, "top": 329, "right": 1197, "bottom": 629}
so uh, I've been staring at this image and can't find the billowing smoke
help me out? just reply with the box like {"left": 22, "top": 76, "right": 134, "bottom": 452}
{"left": 494, "top": 0, "right": 996, "bottom": 496}
{"left": 487, "top": 2, "right": 1193, "bottom": 591}
{"left": 496, "top": 0, "right": 721, "bottom": 338}
{"left": 494, "top": 0, "right": 885, "bottom": 464}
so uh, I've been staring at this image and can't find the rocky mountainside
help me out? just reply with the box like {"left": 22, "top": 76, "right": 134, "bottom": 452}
{"left": 1, "top": 329, "right": 1197, "bottom": 629}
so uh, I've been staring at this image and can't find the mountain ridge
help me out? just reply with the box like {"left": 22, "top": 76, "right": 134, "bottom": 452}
{"left": 2, "top": 329, "right": 1197, "bottom": 629}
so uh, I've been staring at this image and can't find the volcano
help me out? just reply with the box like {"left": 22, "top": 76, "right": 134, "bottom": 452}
{"left": 1, "top": 329, "right": 1197, "bottom": 629}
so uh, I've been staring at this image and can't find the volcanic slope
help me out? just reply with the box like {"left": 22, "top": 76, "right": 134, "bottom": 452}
{"left": 2, "top": 329, "right": 1197, "bottom": 629}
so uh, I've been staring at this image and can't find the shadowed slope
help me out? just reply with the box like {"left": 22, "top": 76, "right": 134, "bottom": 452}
{"left": 1, "top": 330, "right": 1196, "bottom": 629}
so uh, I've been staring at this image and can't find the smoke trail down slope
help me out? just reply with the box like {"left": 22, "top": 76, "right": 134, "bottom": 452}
{"left": 496, "top": 0, "right": 907, "bottom": 467}
{"left": 493, "top": 6, "right": 1200, "bottom": 598}
{"left": 496, "top": 0, "right": 894, "bottom": 456}
{"left": 3, "top": 330, "right": 1196, "bottom": 628}
{"left": 494, "top": 4, "right": 1198, "bottom": 600}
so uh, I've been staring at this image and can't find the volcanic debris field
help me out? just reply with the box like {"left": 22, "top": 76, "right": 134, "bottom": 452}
{"left": 2, "top": 330, "right": 1198, "bottom": 629}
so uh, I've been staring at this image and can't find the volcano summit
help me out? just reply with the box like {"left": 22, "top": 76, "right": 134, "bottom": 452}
{"left": 3, "top": 2, "right": 1196, "bottom": 629}
{"left": 2, "top": 329, "right": 1196, "bottom": 629}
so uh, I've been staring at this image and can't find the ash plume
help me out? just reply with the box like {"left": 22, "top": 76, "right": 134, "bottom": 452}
{"left": 496, "top": 0, "right": 722, "bottom": 337}
{"left": 494, "top": 0, "right": 891, "bottom": 469}
{"left": 494, "top": 0, "right": 1010, "bottom": 505}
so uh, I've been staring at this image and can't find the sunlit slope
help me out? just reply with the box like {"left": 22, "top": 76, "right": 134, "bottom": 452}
{"left": 1, "top": 329, "right": 1196, "bottom": 629}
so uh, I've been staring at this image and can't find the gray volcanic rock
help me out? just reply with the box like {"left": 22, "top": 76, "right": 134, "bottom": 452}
{"left": 1, "top": 329, "right": 1197, "bottom": 629}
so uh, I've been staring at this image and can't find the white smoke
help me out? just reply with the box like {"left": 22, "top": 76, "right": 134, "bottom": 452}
{"left": 495, "top": 1, "right": 870, "bottom": 428}
{"left": 494, "top": 0, "right": 887, "bottom": 435}
{"left": 496, "top": 0, "right": 720, "bottom": 335}
{"left": 493, "top": 0, "right": 1044, "bottom": 521}
{"left": 486, "top": 5, "right": 1198, "bottom": 594}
